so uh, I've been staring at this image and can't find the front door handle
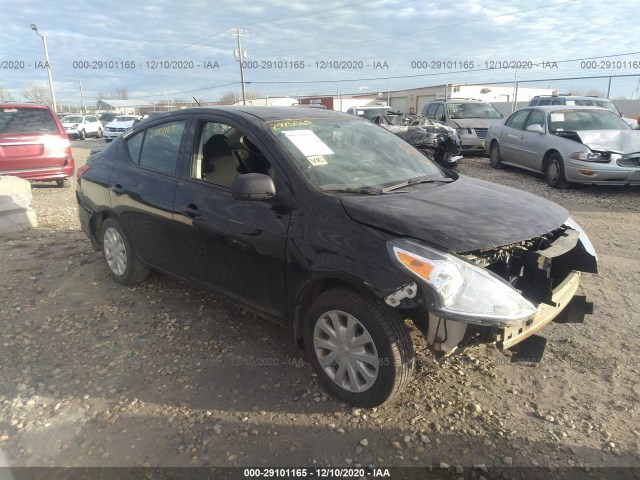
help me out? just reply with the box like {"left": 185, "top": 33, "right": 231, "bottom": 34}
{"left": 181, "top": 204, "right": 202, "bottom": 218}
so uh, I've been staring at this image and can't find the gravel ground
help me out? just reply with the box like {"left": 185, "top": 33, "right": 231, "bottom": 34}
{"left": 0, "top": 148, "right": 639, "bottom": 476}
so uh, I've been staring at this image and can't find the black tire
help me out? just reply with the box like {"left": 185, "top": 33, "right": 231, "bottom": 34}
{"left": 56, "top": 178, "right": 72, "bottom": 188}
{"left": 489, "top": 142, "right": 502, "bottom": 169}
{"left": 545, "top": 152, "right": 570, "bottom": 188}
{"left": 78, "top": 129, "right": 86, "bottom": 140}
{"left": 97, "top": 128, "right": 103, "bottom": 138}
{"left": 105, "top": 139, "right": 112, "bottom": 143}
{"left": 304, "top": 288, "right": 414, "bottom": 407}
{"left": 100, "top": 218, "right": 150, "bottom": 285}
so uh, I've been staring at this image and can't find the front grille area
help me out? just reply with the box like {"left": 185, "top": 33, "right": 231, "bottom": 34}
{"left": 474, "top": 128, "right": 488, "bottom": 139}
{"left": 107, "top": 127, "right": 127, "bottom": 133}
{"left": 617, "top": 156, "right": 640, "bottom": 168}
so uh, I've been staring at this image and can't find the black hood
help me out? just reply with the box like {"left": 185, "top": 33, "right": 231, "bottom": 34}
{"left": 340, "top": 175, "right": 569, "bottom": 252}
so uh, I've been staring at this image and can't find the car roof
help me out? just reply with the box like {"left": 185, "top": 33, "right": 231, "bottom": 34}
{"left": 140, "top": 106, "right": 352, "bottom": 123}
{"left": 531, "top": 95, "right": 614, "bottom": 101}
{"left": 518, "top": 105, "right": 610, "bottom": 112}
{"left": 431, "top": 98, "right": 486, "bottom": 103}
{"left": 0, "top": 102, "right": 52, "bottom": 110}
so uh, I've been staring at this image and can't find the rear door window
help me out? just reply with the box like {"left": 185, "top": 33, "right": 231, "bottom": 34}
{"left": 125, "top": 120, "right": 186, "bottom": 174}
{"left": 505, "top": 110, "right": 530, "bottom": 130}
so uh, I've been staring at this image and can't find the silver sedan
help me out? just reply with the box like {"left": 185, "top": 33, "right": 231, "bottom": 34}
{"left": 485, "top": 105, "right": 640, "bottom": 187}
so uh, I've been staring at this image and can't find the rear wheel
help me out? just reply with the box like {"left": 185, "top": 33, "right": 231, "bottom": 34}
{"left": 56, "top": 178, "right": 71, "bottom": 188}
{"left": 304, "top": 288, "right": 414, "bottom": 407}
{"left": 489, "top": 142, "right": 502, "bottom": 169}
{"left": 101, "top": 218, "right": 150, "bottom": 285}
{"left": 97, "top": 128, "right": 103, "bottom": 138}
{"left": 545, "top": 152, "right": 570, "bottom": 188}
{"left": 78, "top": 129, "right": 86, "bottom": 140}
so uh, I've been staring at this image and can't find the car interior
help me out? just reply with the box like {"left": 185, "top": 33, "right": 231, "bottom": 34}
{"left": 195, "top": 122, "right": 274, "bottom": 188}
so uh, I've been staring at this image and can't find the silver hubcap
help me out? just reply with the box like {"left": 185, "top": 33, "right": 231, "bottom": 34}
{"left": 103, "top": 227, "right": 127, "bottom": 276}
{"left": 548, "top": 160, "right": 560, "bottom": 182}
{"left": 313, "top": 310, "right": 379, "bottom": 393}
{"left": 491, "top": 147, "right": 499, "bottom": 164}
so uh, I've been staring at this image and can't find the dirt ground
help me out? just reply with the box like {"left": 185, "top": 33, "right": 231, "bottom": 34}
{"left": 1, "top": 144, "right": 639, "bottom": 477}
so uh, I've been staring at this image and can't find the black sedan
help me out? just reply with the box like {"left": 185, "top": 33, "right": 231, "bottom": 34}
{"left": 76, "top": 107, "right": 597, "bottom": 407}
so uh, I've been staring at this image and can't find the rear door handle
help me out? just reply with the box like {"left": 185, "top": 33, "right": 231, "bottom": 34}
{"left": 181, "top": 204, "right": 202, "bottom": 218}
{"left": 110, "top": 184, "right": 124, "bottom": 195}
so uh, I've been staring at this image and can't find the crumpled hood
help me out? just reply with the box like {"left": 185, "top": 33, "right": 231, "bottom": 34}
{"left": 450, "top": 118, "right": 501, "bottom": 130}
{"left": 575, "top": 130, "right": 640, "bottom": 154}
{"left": 340, "top": 175, "right": 569, "bottom": 252}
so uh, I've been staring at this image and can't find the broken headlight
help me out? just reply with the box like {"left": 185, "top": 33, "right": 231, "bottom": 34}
{"left": 389, "top": 239, "right": 537, "bottom": 326}
{"left": 570, "top": 151, "right": 611, "bottom": 162}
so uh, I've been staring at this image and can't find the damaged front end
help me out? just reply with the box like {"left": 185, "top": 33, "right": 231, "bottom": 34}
{"left": 387, "top": 219, "right": 597, "bottom": 354}
{"left": 377, "top": 113, "right": 463, "bottom": 169}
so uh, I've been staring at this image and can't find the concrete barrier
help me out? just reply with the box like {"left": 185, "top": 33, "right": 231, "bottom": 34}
{"left": 0, "top": 176, "right": 38, "bottom": 234}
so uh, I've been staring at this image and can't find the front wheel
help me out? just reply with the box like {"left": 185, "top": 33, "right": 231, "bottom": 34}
{"left": 97, "top": 128, "right": 103, "bottom": 138}
{"left": 101, "top": 218, "right": 150, "bottom": 285}
{"left": 545, "top": 152, "right": 570, "bottom": 188}
{"left": 489, "top": 143, "right": 502, "bottom": 169}
{"left": 304, "top": 288, "right": 414, "bottom": 407}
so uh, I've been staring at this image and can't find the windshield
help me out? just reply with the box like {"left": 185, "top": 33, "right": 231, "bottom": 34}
{"left": 447, "top": 102, "right": 502, "bottom": 119}
{"left": 269, "top": 118, "right": 446, "bottom": 191}
{"left": 0, "top": 107, "right": 60, "bottom": 134}
{"left": 548, "top": 109, "right": 631, "bottom": 133}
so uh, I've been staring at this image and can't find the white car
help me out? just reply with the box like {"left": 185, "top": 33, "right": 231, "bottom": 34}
{"left": 103, "top": 115, "right": 140, "bottom": 142}
{"left": 60, "top": 114, "right": 103, "bottom": 140}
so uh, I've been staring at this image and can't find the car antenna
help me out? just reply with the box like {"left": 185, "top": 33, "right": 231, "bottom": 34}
{"left": 193, "top": 97, "right": 201, "bottom": 107}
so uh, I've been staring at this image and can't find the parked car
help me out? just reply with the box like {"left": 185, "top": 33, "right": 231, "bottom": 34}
{"left": 485, "top": 105, "right": 640, "bottom": 188}
{"left": 0, "top": 103, "right": 75, "bottom": 187}
{"left": 346, "top": 105, "right": 396, "bottom": 120}
{"left": 96, "top": 112, "right": 123, "bottom": 126}
{"left": 528, "top": 95, "right": 637, "bottom": 127}
{"left": 420, "top": 99, "right": 503, "bottom": 153}
{"left": 139, "top": 111, "right": 164, "bottom": 122}
{"left": 76, "top": 107, "right": 597, "bottom": 406}
{"left": 60, "top": 114, "right": 103, "bottom": 140}
{"left": 103, "top": 115, "right": 140, "bottom": 142}
{"left": 376, "top": 112, "right": 463, "bottom": 169}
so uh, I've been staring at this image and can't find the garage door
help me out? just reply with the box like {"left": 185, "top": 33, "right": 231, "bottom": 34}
{"left": 390, "top": 97, "right": 407, "bottom": 113}
{"left": 417, "top": 95, "right": 435, "bottom": 115}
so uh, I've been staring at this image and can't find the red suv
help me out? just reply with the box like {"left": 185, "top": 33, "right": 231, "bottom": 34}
{"left": 0, "top": 103, "right": 75, "bottom": 187}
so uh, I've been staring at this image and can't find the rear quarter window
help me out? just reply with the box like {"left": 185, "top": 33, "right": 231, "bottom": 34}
{"left": 0, "top": 107, "right": 60, "bottom": 134}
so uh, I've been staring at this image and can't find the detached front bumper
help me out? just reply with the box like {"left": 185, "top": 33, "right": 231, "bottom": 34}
{"left": 426, "top": 270, "right": 589, "bottom": 353}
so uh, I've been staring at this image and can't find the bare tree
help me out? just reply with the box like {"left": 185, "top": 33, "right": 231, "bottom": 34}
{"left": 22, "top": 85, "right": 50, "bottom": 104}
{"left": 0, "top": 87, "right": 13, "bottom": 101}
{"left": 219, "top": 91, "right": 239, "bottom": 104}
{"left": 115, "top": 87, "right": 129, "bottom": 100}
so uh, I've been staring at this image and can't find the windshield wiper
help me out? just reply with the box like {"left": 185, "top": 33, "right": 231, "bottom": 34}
{"left": 382, "top": 176, "right": 454, "bottom": 193}
{"left": 320, "top": 186, "right": 383, "bottom": 195}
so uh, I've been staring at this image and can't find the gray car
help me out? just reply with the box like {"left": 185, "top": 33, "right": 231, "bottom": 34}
{"left": 421, "top": 99, "right": 503, "bottom": 154}
{"left": 485, "top": 105, "right": 640, "bottom": 188}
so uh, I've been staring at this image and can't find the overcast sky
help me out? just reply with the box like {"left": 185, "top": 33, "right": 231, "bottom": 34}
{"left": 1, "top": 0, "right": 638, "bottom": 107}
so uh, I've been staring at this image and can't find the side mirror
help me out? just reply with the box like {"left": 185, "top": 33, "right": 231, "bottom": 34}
{"left": 526, "top": 124, "right": 544, "bottom": 134}
{"left": 499, "top": 113, "right": 504, "bottom": 118}
{"left": 231, "top": 173, "right": 276, "bottom": 201}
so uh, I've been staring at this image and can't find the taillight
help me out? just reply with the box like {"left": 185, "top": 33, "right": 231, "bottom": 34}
{"left": 65, "top": 145, "right": 73, "bottom": 166}
{"left": 77, "top": 164, "right": 91, "bottom": 178}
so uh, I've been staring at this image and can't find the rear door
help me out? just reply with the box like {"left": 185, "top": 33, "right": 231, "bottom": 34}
{"left": 172, "top": 114, "right": 291, "bottom": 320}
{"left": 108, "top": 117, "right": 188, "bottom": 271}
{"left": 498, "top": 109, "right": 531, "bottom": 164}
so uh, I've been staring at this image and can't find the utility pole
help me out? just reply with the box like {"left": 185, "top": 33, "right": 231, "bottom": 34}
{"left": 233, "top": 26, "right": 247, "bottom": 105}
{"left": 30, "top": 24, "right": 57, "bottom": 112}
{"left": 77, "top": 77, "right": 85, "bottom": 113}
